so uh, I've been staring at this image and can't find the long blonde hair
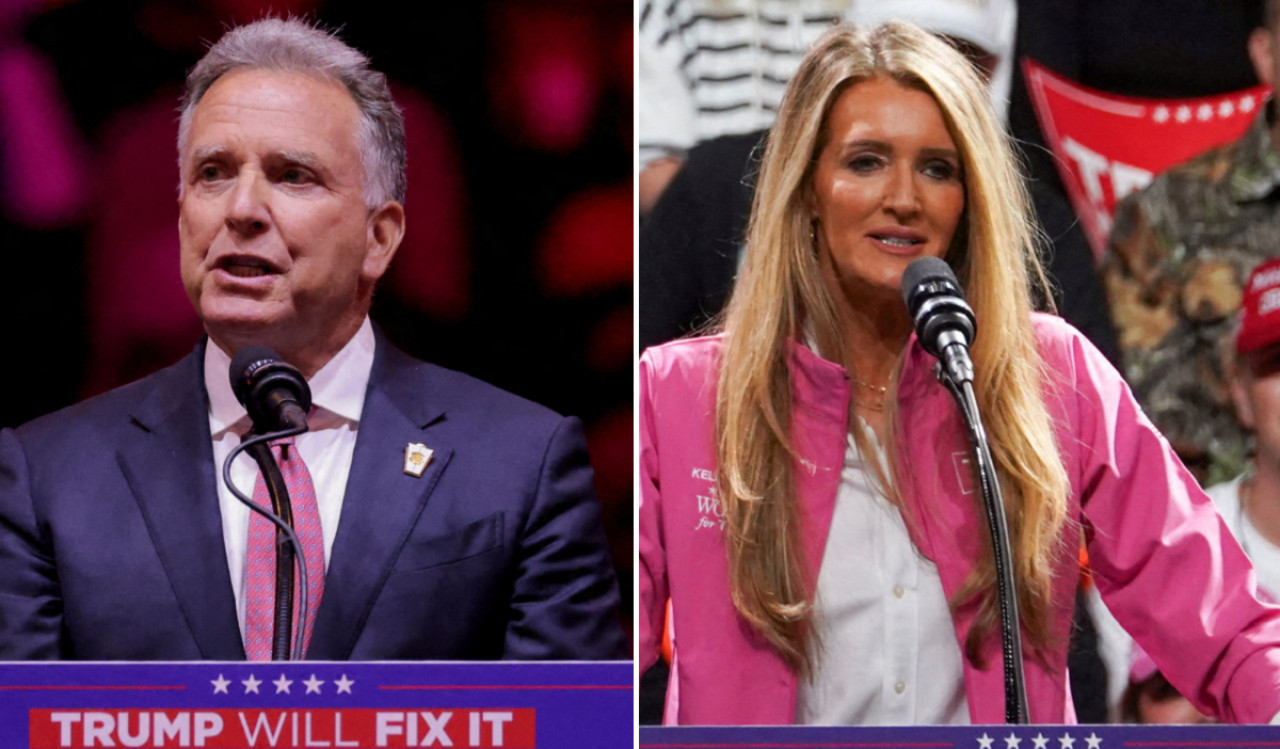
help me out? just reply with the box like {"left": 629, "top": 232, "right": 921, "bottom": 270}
{"left": 715, "top": 22, "right": 1070, "bottom": 672}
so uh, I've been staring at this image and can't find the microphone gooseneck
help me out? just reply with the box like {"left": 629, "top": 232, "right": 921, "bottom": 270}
{"left": 229, "top": 345, "right": 312, "bottom": 434}
{"left": 901, "top": 256, "right": 1029, "bottom": 724}
{"left": 222, "top": 433, "right": 309, "bottom": 661}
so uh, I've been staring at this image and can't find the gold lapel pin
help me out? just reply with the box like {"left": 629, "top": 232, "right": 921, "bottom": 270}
{"left": 404, "top": 443, "right": 433, "bottom": 478}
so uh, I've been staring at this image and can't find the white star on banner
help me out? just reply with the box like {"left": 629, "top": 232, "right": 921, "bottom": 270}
{"left": 1220, "top": 100, "right": 1235, "bottom": 118}
{"left": 978, "top": 733, "right": 994, "bottom": 749}
{"left": 334, "top": 674, "right": 355, "bottom": 694}
{"left": 1175, "top": 105, "right": 1192, "bottom": 123}
{"left": 1243, "top": 95, "right": 1257, "bottom": 112}
{"left": 242, "top": 674, "right": 262, "bottom": 694}
{"left": 1059, "top": 734, "right": 1076, "bottom": 749}
{"left": 303, "top": 674, "right": 325, "bottom": 694}
{"left": 1197, "top": 103, "right": 1213, "bottom": 121}
{"left": 1032, "top": 734, "right": 1049, "bottom": 749}
{"left": 273, "top": 674, "right": 293, "bottom": 694}
{"left": 1153, "top": 105, "right": 1170, "bottom": 123}
{"left": 1005, "top": 734, "right": 1022, "bottom": 749}
{"left": 211, "top": 675, "right": 230, "bottom": 694}
{"left": 1085, "top": 733, "right": 1102, "bottom": 749}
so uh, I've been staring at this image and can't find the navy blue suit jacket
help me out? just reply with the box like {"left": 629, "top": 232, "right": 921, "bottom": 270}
{"left": 0, "top": 336, "right": 626, "bottom": 660}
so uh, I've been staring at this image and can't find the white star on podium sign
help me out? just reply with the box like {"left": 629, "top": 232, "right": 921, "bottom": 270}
{"left": 1032, "top": 733, "right": 1049, "bottom": 749}
{"left": 303, "top": 674, "right": 325, "bottom": 694}
{"left": 334, "top": 674, "right": 355, "bottom": 694}
{"left": 273, "top": 674, "right": 293, "bottom": 694}
{"left": 977, "top": 732, "right": 995, "bottom": 749}
{"left": 1005, "top": 733, "right": 1022, "bottom": 749}
{"left": 242, "top": 674, "right": 262, "bottom": 694}
{"left": 211, "top": 674, "right": 230, "bottom": 694}
{"left": 1085, "top": 733, "right": 1102, "bottom": 749}
{"left": 1059, "top": 733, "right": 1076, "bottom": 749}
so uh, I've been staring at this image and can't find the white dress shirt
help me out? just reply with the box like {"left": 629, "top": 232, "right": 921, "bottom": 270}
{"left": 796, "top": 420, "right": 969, "bottom": 725}
{"left": 204, "top": 318, "right": 375, "bottom": 638}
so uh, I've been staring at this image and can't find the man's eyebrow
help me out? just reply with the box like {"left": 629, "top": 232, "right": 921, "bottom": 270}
{"left": 190, "top": 145, "right": 232, "bottom": 164}
{"left": 273, "top": 150, "right": 324, "bottom": 170}
{"left": 187, "top": 147, "right": 324, "bottom": 170}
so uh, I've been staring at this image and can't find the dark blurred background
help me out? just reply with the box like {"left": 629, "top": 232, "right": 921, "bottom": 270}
{"left": 0, "top": 0, "right": 634, "bottom": 637}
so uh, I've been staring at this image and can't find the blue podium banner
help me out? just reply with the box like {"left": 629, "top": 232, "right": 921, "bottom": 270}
{"left": 641, "top": 724, "right": 1280, "bottom": 749}
{"left": 0, "top": 661, "right": 632, "bottom": 749}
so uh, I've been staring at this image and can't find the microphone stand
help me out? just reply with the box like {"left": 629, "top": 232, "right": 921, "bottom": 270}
{"left": 936, "top": 363, "right": 1029, "bottom": 724}
{"left": 222, "top": 425, "right": 310, "bottom": 661}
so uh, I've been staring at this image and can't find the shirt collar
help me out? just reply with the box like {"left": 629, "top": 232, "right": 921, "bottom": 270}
{"left": 1227, "top": 98, "right": 1280, "bottom": 204}
{"left": 205, "top": 317, "right": 377, "bottom": 438}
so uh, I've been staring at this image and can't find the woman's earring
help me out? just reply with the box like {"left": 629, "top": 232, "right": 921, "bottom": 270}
{"left": 810, "top": 221, "right": 819, "bottom": 251}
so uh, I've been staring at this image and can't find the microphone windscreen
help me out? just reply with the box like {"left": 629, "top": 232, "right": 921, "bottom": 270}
{"left": 229, "top": 345, "right": 285, "bottom": 407}
{"left": 901, "top": 256, "right": 957, "bottom": 309}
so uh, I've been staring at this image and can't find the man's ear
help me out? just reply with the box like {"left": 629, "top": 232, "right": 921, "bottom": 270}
{"left": 1249, "top": 27, "right": 1274, "bottom": 86}
{"left": 363, "top": 201, "right": 406, "bottom": 283}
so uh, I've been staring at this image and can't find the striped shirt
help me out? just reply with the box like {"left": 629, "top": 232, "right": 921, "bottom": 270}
{"left": 638, "top": 0, "right": 849, "bottom": 168}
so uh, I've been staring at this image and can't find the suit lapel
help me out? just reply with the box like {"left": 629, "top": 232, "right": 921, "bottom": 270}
{"left": 116, "top": 343, "right": 245, "bottom": 659}
{"left": 307, "top": 340, "right": 450, "bottom": 660}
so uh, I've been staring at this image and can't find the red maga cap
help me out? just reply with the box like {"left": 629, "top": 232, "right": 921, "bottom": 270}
{"left": 1237, "top": 258, "right": 1280, "bottom": 355}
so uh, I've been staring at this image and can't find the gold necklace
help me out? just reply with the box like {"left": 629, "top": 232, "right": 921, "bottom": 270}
{"left": 853, "top": 377, "right": 888, "bottom": 412}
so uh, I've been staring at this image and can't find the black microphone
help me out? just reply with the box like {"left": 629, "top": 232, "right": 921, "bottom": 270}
{"left": 229, "top": 345, "right": 312, "bottom": 433}
{"left": 901, "top": 257, "right": 976, "bottom": 384}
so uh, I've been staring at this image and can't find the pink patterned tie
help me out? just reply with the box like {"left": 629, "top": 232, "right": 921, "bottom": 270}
{"left": 244, "top": 436, "right": 325, "bottom": 660}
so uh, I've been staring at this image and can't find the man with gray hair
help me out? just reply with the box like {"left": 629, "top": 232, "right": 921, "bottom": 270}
{"left": 0, "top": 18, "right": 626, "bottom": 661}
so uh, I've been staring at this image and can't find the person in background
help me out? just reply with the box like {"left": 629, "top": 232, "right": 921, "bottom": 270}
{"left": 1207, "top": 257, "right": 1280, "bottom": 598}
{"left": 1069, "top": 233, "right": 1280, "bottom": 725}
{"left": 1104, "top": 0, "right": 1280, "bottom": 486}
{"left": 637, "top": 0, "right": 851, "bottom": 212}
{"left": 1111, "top": 262, "right": 1280, "bottom": 724}
{"left": 1119, "top": 646, "right": 1215, "bottom": 724}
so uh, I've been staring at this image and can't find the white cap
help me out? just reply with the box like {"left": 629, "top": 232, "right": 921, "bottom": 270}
{"left": 844, "top": 0, "right": 1018, "bottom": 121}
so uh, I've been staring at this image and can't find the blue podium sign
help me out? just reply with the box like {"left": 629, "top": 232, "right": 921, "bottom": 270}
{"left": 641, "top": 724, "right": 1280, "bottom": 749}
{"left": 0, "top": 662, "right": 632, "bottom": 748}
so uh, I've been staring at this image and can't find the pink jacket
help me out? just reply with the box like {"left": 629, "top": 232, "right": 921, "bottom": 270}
{"left": 639, "top": 314, "right": 1280, "bottom": 724}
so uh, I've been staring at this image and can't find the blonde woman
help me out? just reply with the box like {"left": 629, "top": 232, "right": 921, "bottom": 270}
{"left": 638, "top": 22, "right": 1280, "bottom": 725}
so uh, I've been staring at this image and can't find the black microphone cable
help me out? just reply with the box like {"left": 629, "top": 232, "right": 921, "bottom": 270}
{"left": 221, "top": 425, "right": 310, "bottom": 662}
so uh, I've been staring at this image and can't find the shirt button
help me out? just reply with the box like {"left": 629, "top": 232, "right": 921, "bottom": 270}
{"left": 893, "top": 584, "right": 905, "bottom": 598}
{"left": 894, "top": 681, "right": 906, "bottom": 694}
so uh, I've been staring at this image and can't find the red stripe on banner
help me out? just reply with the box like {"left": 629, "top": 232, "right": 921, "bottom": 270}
{"left": 29, "top": 708, "right": 536, "bottom": 748}
{"left": 1021, "top": 56, "right": 1267, "bottom": 258}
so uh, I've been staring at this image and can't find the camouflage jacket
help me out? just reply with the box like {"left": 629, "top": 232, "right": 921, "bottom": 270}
{"left": 1105, "top": 104, "right": 1280, "bottom": 484}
